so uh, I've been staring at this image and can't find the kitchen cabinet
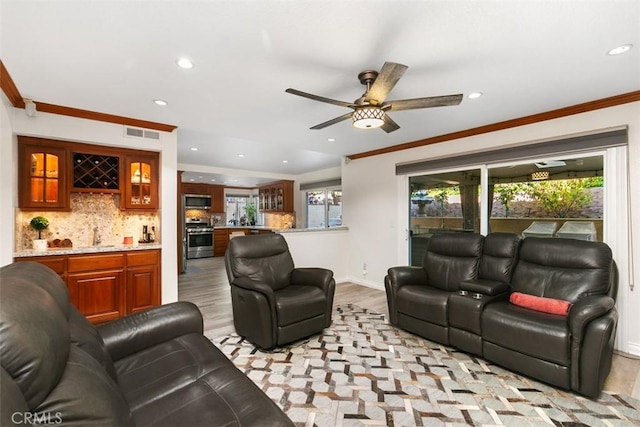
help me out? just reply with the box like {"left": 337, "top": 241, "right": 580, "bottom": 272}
{"left": 123, "top": 154, "right": 159, "bottom": 210}
{"left": 18, "top": 137, "right": 70, "bottom": 210}
{"left": 213, "top": 228, "right": 273, "bottom": 257}
{"left": 213, "top": 229, "right": 230, "bottom": 257}
{"left": 67, "top": 253, "right": 126, "bottom": 324}
{"left": 72, "top": 152, "right": 120, "bottom": 192}
{"left": 181, "top": 182, "right": 209, "bottom": 195}
{"left": 126, "top": 251, "right": 160, "bottom": 314}
{"left": 18, "top": 136, "right": 161, "bottom": 211}
{"left": 259, "top": 180, "right": 293, "bottom": 212}
{"left": 15, "top": 249, "right": 161, "bottom": 324}
{"left": 210, "top": 185, "right": 225, "bottom": 212}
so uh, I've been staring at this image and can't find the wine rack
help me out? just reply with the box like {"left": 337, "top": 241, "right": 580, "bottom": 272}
{"left": 73, "top": 153, "right": 120, "bottom": 190}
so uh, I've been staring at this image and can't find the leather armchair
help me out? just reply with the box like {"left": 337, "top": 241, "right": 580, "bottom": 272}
{"left": 225, "top": 233, "right": 335, "bottom": 349}
{"left": 385, "top": 232, "right": 484, "bottom": 345}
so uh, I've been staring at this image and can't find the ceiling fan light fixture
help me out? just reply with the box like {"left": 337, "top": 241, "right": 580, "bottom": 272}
{"left": 352, "top": 106, "right": 384, "bottom": 129}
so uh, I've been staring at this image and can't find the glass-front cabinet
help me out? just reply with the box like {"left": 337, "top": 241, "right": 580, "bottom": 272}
{"left": 18, "top": 138, "right": 69, "bottom": 210}
{"left": 123, "top": 154, "right": 158, "bottom": 210}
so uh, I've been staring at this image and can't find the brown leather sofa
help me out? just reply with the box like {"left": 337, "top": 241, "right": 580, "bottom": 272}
{"left": 385, "top": 232, "right": 618, "bottom": 397}
{"left": 225, "top": 233, "right": 335, "bottom": 349}
{"left": 0, "top": 261, "right": 293, "bottom": 426}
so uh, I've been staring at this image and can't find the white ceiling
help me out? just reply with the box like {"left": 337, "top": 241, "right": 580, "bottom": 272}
{"left": 2, "top": 1, "right": 639, "bottom": 187}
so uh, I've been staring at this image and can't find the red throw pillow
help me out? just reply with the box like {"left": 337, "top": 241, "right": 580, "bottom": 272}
{"left": 509, "top": 292, "right": 572, "bottom": 316}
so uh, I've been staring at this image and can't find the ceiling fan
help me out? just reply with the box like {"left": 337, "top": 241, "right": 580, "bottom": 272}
{"left": 285, "top": 61, "right": 463, "bottom": 133}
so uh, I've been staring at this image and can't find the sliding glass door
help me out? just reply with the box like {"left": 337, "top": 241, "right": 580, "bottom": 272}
{"left": 408, "top": 153, "right": 605, "bottom": 265}
{"left": 409, "top": 168, "right": 481, "bottom": 266}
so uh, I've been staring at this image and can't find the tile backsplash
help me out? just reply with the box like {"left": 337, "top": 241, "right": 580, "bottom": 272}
{"left": 16, "top": 193, "right": 160, "bottom": 250}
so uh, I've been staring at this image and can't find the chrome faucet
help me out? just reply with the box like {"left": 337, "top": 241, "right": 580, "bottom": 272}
{"left": 92, "top": 227, "right": 102, "bottom": 246}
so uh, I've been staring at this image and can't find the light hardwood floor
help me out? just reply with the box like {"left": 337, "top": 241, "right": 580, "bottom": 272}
{"left": 178, "top": 256, "right": 640, "bottom": 399}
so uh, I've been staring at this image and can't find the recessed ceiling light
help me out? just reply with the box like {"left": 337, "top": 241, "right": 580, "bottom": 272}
{"left": 176, "top": 58, "right": 194, "bottom": 69}
{"left": 282, "top": 160, "right": 288, "bottom": 163}
{"left": 468, "top": 92, "right": 483, "bottom": 99}
{"left": 198, "top": 176, "right": 203, "bottom": 178}
{"left": 153, "top": 99, "right": 168, "bottom": 106}
{"left": 607, "top": 44, "right": 633, "bottom": 56}
{"left": 210, "top": 178, "right": 216, "bottom": 182}
{"left": 237, "top": 154, "right": 245, "bottom": 158}
{"left": 189, "top": 178, "right": 195, "bottom": 182}
{"left": 190, "top": 147, "right": 198, "bottom": 151}
{"left": 328, "top": 138, "right": 336, "bottom": 142}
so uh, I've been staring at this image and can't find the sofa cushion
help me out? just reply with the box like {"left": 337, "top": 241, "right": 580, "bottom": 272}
{"left": 396, "top": 285, "right": 450, "bottom": 326}
{"left": 482, "top": 302, "right": 570, "bottom": 366}
{"left": 423, "top": 233, "right": 483, "bottom": 291}
{"left": 510, "top": 292, "right": 572, "bottom": 316}
{"left": 33, "top": 346, "right": 134, "bottom": 426}
{"left": 478, "top": 233, "right": 521, "bottom": 282}
{"left": 116, "top": 334, "right": 291, "bottom": 426}
{"left": 511, "top": 238, "right": 613, "bottom": 302}
{"left": 275, "top": 285, "right": 327, "bottom": 326}
{"left": 113, "top": 333, "right": 223, "bottom": 411}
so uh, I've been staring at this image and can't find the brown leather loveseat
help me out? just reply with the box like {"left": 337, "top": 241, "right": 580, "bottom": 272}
{"left": 385, "top": 232, "right": 618, "bottom": 397}
{"left": 0, "top": 261, "right": 293, "bottom": 426}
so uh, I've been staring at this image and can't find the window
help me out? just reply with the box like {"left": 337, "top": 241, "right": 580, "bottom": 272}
{"left": 306, "top": 188, "right": 342, "bottom": 228}
{"left": 226, "top": 195, "right": 258, "bottom": 225}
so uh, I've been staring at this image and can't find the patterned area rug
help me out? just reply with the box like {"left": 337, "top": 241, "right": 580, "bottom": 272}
{"left": 211, "top": 305, "right": 640, "bottom": 426}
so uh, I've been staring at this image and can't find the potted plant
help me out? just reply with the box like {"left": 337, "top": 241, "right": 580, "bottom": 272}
{"left": 30, "top": 216, "right": 49, "bottom": 251}
{"left": 244, "top": 203, "right": 257, "bottom": 226}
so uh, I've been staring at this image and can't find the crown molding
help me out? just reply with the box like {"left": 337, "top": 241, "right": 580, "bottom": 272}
{"left": 0, "top": 59, "right": 176, "bottom": 132}
{"left": 347, "top": 90, "right": 640, "bottom": 160}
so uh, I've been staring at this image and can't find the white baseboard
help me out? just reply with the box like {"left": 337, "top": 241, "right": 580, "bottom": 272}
{"left": 625, "top": 341, "right": 640, "bottom": 357}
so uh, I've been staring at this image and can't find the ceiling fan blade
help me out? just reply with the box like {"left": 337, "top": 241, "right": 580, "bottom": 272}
{"left": 381, "top": 114, "right": 400, "bottom": 133}
{"left": 365, "top": 62, "right": 408, "bottom": 105}
{"left": 285, "top": 88, "right": 354, "bottom": 108}
{"left": 387, "top": 94, "right": 463, "bottom": 111}
{"left": 310, "top": 112, "right": 353, "bottom": 130}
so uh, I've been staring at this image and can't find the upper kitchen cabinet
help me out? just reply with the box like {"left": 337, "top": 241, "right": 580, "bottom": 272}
{"left": 122, "top": 154, "right": 159, "bottom": 210}
{"left": 18, "top": 137, "right": 70, "bottom": 210}
{"left": 72, "top": 152, "right": 120, "bottom": 192}
{"left": 259, "top": 180, "right": 294, "bottom": 212}
{"left": 210, "top": 185, "right": 225, "bottom": 212}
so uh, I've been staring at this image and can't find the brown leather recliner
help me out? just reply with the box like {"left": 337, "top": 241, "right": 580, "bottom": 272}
{"left": 0, "top": 261, "right": 294, "bottom": 426}
{"left": 385, "top": 232, "right": 484, "bottom": 345}
{"left": 225, "top": 233, "right": 335, "bottom": 349}
{"left": 481, "top": 237, "right": 618, "bottom": 397}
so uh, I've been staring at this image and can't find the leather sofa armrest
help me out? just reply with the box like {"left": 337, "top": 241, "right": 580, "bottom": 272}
{"left": 385, "top": 266, "right": 427, "bottom": 325}
{"left": 291, "top": 268, "right": 335, "bottom": 293}
{"left": 98, "top": 301, "right": 204, "bottom": 362}
{"left": 459, "top": 279, "right": 510, "bottom": 296}
{"left": 386, "top": 266, "right": 427, "bottom": 290}
{"left": 232, "top": 276, "right": 276, "bottom": 298}
{"left": 568, "top": 295, "right": 615, "bottom": 342}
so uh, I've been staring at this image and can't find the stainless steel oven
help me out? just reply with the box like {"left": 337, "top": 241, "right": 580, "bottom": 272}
{"left": 186, "top": 219, "right": 214, "bottom": 259}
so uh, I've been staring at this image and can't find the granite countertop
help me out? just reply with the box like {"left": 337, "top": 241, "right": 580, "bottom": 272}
{"left": 14, "top": 243, "right": 162, "bottom": 258}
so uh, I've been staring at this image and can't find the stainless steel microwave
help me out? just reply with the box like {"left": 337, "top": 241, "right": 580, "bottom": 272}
{"left": 184, "top": 194, "right": 211, "bottom": 209}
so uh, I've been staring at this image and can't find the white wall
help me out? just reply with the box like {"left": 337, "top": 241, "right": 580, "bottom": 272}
{"left": 3, "top": 110, "right": 179, "bottom": 303}
{"left": 0, "top": 94, "right": 17, "bottom": 266}
{"left": 341, "top": 101, "right": 640, "bottom": 354}
{"left": 282, "top": 229, "right": 348, "bottom": 283}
